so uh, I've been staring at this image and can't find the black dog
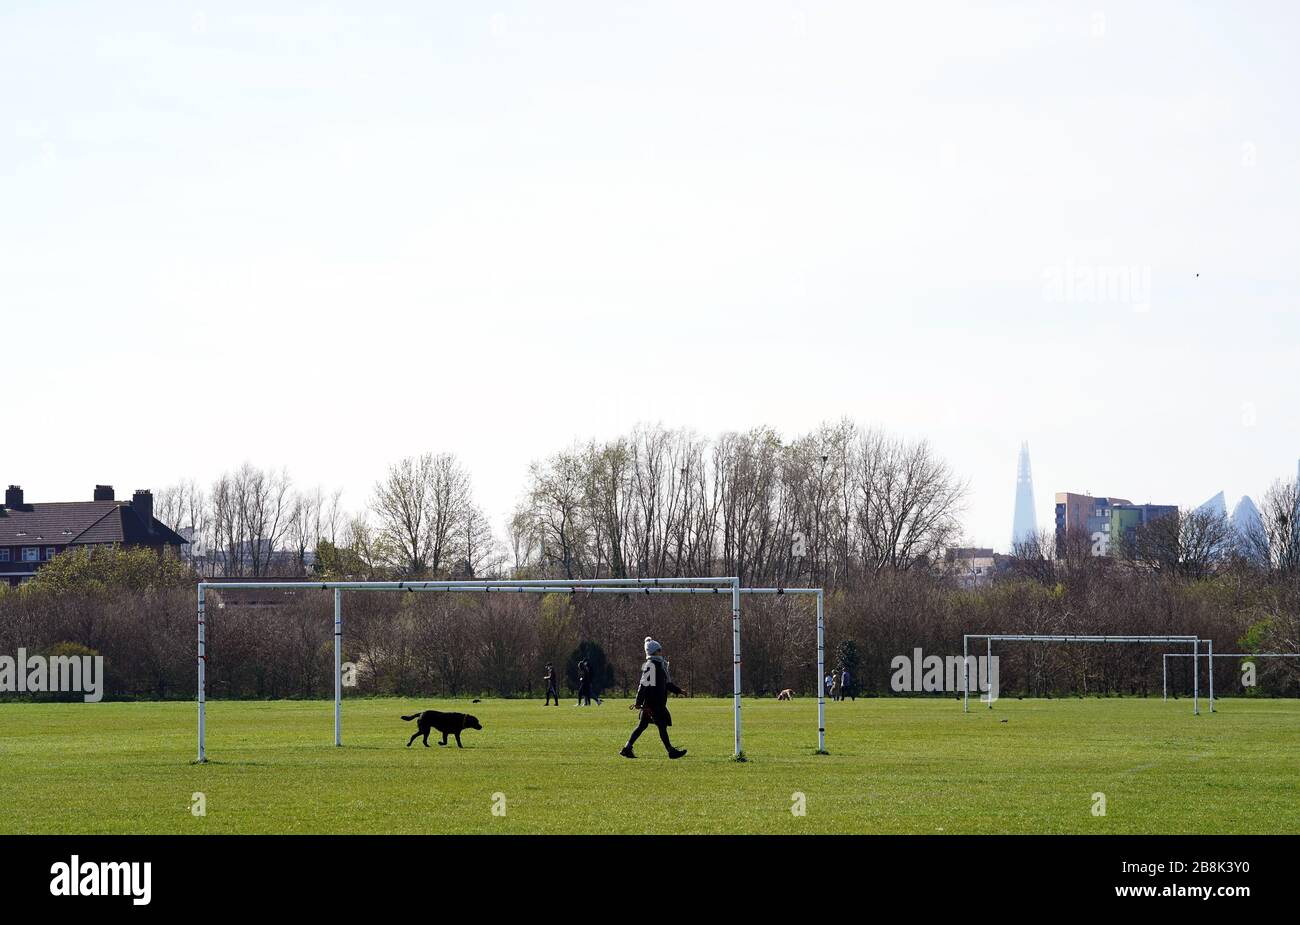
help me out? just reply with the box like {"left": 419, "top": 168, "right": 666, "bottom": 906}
{"left": 401, "top": 710, "right": 483, "bottom": 748}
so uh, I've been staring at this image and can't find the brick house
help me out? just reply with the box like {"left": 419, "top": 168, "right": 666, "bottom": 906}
{"left": 0, "top": 484, "right": 187, "bottom": 587}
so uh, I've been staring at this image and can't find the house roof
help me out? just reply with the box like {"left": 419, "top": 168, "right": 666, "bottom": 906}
{"left": 0, "top": 501, "right": 187, "bottom": 547}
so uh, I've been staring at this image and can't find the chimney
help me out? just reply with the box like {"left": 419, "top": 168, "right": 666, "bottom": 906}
{"left": 94, "top": 484, "right": 115, "bottom": 502}
{"left": 132, "top": 489, "right": 154, "bottom": 530}
{"left": 5, "top": 485, "right": 23, "bottom": 508}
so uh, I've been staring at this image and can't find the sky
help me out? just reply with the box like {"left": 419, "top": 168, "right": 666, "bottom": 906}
{"left": 3, "top": 1, "right": 1298, "bottom": 551}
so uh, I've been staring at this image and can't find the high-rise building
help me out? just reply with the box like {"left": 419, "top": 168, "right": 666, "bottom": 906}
{"left": 1053, "top": 490, "right": 1177, "bottom": 557}
{"left": 1011, "top": 442, "right": 1037, "bottom": 548}
{"left": 1196, "top": 491, "right": 1227, "bottom": 519}
{"left": 1055, "top": 492, "right": 1130, "bottom": 556}
{"left": 1110, "top": 502, "right": 1179, "bottom": 549}
{"left": 1231, "top": 495, "right": 1264, "bottom": 560}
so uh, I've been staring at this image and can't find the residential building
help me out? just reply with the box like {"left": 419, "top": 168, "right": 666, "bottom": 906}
{"left": 1054, "top": 491, "right": 1131, "bottom": 556}
{"left": 1109, "top": 502, "right": 1178, "bottom": 550}
{"left": 944, "top": 546, "right": 998, "bottom": 586}
{"left": 1054, "top": 491, "right": 1176, "bottom": 557}
{"left": 0, "top": 484, "right": 187, "bottom": 586}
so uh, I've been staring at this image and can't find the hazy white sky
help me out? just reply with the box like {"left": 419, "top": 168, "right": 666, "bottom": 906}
{"left": 3, "top": 1, "right": 1298, "bottom": 550}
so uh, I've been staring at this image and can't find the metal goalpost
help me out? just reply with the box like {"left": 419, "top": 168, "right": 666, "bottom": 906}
{"left": 961, "top": 634, "right": 1207, "bottom": 715}
{"left": 1163, "top": 651, "right": 1300, "bottom": 708}
{"left": 196, "top": 577, "right": 826, "bottom": 762}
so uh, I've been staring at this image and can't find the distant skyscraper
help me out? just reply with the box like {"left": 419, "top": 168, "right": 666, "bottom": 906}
{"left": 1196, "top": 491, "right": 1227, "bottom": 519}
{"left": 1232, "top": 494, "right": 1264, "bottom": 561}
{"left": 1011, "top": 442, "right": 1037, "bottom": 548}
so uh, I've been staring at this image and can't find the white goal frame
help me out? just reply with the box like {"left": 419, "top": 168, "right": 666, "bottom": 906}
{"left": 196, "top": 577, "right": 826, "bottom": 762}
{"left": 1163, "top": 652, "right": 1300, "bottom": 708}
{"left": 962, "top": 634, "right": 1207, "bottom": 715}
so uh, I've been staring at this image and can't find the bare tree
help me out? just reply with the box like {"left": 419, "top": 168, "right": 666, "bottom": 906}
{"left": 1242, "top": 478, "right": 1300, "bottom": 575}
{"left": 155, "top": 479, "right": 211, "bottom": 571}
{"left": 208, "top": 464, "right": 294, "bottom": 576}
{"left": 288, "top": 489, "right": 321, "bottom": 575}
{"left": 1121, "top": 507, "right": 1234, "bottom": 579}
{"left": 506, "top": 503, "right": 541, "bottom": 576}
{"left": 525, "top": 450, "right": 591, "bottom": 579}
{"left": 342, "top": 515, "right": 386, "bottom": 580}
{"left": 240, "top": 464, "right": 294, "bottom": 577}
{"left": 155, "top": 480, "right": 203, "bottom": 533}
{"left": 457, "top": 502, "right": 501, "bottom": 579}
{"left": 426, "top": 453, "right": 474, "bottom": 577}
{"left": 1008, "top": 528, "right": 1060, "bottom": 584}
{"left": 853, "top": 431, "right": 966, "bottom": 571}
{"left": 372, "top": 456, "right": 434, "bottom": 575}
{"left": 372, "top": 453, "right": 479, "bottom": 577}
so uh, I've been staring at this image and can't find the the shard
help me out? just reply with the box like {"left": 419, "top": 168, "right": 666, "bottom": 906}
{"left": 1011, "top": 442, "right": 1038, "bottom": 548}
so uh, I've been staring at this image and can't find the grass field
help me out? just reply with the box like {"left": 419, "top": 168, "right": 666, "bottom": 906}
{"left": 1, "top": 696, "right": 1297, "bottom": 834}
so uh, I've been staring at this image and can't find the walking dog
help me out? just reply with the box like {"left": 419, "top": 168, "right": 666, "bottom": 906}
{"left": 401, "top": 710, "right": 483, "bottom": 748}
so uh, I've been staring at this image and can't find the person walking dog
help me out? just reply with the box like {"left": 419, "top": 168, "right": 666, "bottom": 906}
{"left": 621, "top": 637, "right": 687, "bottom": 759}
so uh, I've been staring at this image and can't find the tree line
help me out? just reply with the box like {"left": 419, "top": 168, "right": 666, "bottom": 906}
{"left": 160, "top": 421, "right": 968, "bottom": 587}
{"left": 1, "top": 421, "right": 1297, "bottom": 700}
{"left": 2, "top": 546, "right": 1296, "bottom": 702}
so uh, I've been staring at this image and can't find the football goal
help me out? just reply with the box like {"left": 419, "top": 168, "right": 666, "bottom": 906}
{"left": 1162, "top": 652, "right": 1300, "bottom": 706}
{"left": 961, "top": 634, "right": 1208, "bottom": 714}
{"left": 195, "top": 577, "right": 826, "bottom": 762}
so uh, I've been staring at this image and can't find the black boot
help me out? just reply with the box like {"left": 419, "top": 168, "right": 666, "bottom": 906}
{"left": 620, "top": 745, "right": 636, "bottom": 758}
{"left": 668, "top": 747, "right": 687, "bottom": 759}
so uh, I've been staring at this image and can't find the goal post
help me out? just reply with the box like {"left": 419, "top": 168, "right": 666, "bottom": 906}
{"left": 195, "top": 577, "right": 826, "bottom": 762}
{"left": 729, "top": 587, "right": 826, "bottom": 754}
{"left": 1163, "top": 651, "right": 1300, "bottom": 707}
{"left": 386, "top": 583, "right": 827, "bottom": 756}
{"left": 961, "top": 634, "right": 1206, "bottom": 715}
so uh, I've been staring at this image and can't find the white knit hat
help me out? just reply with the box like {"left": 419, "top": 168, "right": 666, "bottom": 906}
{"left": 644, "top": 637, "right": 662, "bottom": 657}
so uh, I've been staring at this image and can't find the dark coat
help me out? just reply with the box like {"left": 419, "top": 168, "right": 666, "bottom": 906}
{"left": 634, "top": 655, "right": 683, "bottom": 727}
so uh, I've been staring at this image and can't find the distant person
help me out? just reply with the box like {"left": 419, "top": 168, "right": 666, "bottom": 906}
{"left": 830, "top": 669, "right": 841, "bottom": 702}
{"left": 543, "top": 663, "right": 559, "bottom": 706}
{"left": 577, "top": 658, "right": 593, "bottom": 706}
{"left": 824, "top": 672, "right": 833, "bottom": 699}
{"left": 577, "top": 658, "right": 603, "bottom": 705}
{"left": 840, "top": 666, "right": 854, "bottom": 701}
{"left": 621, "top": 637, "right": 687, "bottom": 759}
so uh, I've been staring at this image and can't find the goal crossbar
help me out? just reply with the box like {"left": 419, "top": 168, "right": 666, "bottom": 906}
{"left": 962, "top": 633, "right": 1208, "bottom": 715}
{"left": 196, "top": 578, "right": 826, "bottom": 762}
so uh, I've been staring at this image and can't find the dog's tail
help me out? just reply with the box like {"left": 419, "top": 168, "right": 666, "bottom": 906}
{"left": 400, "top": 713, "right": 421, "bottom": 722}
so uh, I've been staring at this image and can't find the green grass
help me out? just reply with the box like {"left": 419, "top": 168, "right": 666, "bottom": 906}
{"left": 1, "top": 697, "right": 1297, "bottom": 834}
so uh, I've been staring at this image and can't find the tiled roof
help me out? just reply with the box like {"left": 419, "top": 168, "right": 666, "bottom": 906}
{"left": 0, "top": 501, "right": 187, "bottom": 547}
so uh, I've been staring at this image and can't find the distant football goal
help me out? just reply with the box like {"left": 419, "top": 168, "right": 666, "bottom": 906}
{"left": 1162, "top": 651, "right": 1300, "bottom": 705}
{"left": 962, "top": 634, "right": 1210, "bottom": 715}
{"left": 196, "top": 577, "right": 826, "bottom": 762}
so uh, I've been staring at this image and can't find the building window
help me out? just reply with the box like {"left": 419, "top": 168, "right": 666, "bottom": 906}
{"left": 45, "top": 547, "right": 56, "bottom": 560}
{"left": 0, "top": 549, "right": 9, "bottom": 562}
{"left": 22, "top": 547, "right": 40, "bottom": 562}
